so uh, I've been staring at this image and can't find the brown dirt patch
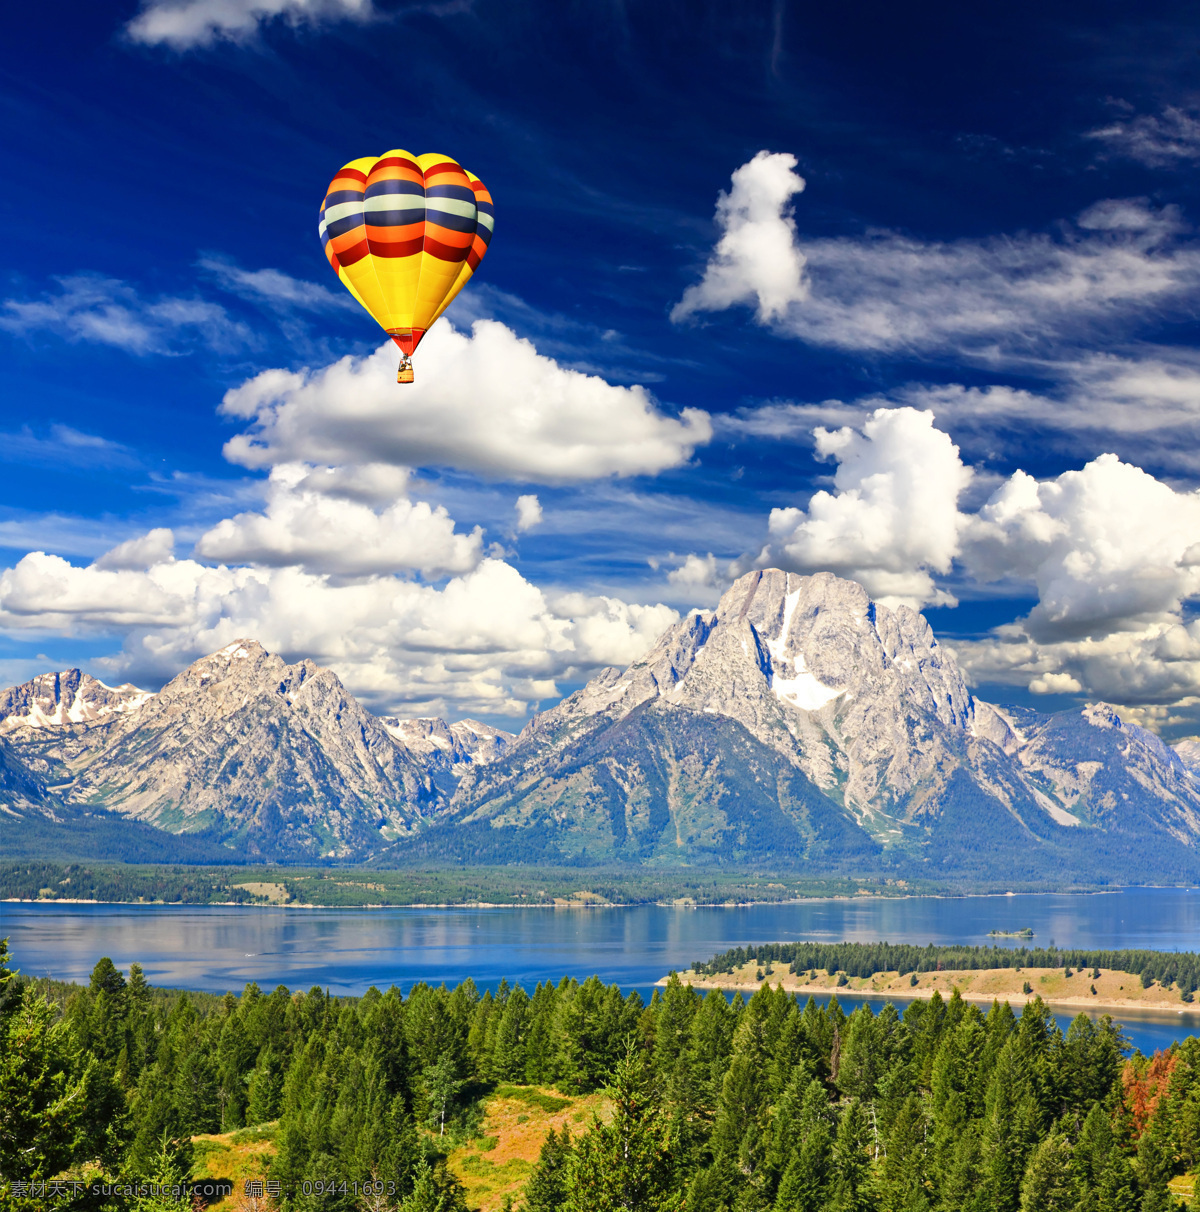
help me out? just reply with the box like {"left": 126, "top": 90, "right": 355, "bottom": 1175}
{"left": 447, "top": 1086, "right": 610, "bottom": 1211}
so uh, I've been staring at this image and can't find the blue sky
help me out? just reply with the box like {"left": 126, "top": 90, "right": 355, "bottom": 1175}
{"left": 4, "top": 0, "right": 1200, "bottom": 732}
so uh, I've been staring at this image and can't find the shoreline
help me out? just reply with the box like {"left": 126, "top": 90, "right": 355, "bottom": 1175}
{"left": 662, "top": 965, "right": 1200, "bottom": 1023}
{"left": 0, "top": 886, "right": 1145, "bottom": 910}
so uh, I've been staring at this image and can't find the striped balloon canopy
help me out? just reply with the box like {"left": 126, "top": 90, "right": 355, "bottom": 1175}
{"left": 319, "top": 151, "right": 494, "bottom": 382}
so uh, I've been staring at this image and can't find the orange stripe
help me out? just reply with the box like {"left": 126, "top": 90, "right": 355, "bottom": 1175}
{"left": 366, "top": 224, "right": 425, "bottom": 242}
{"left": 424, "top": 224, "right": 474, "bottom": 249}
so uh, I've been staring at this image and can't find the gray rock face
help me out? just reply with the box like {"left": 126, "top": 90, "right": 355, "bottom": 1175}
{"left": 504, "top": 570, "right": 980, "bottom": 832}
{"left": 381, "top": 716, "right": 514, "bottom": 769}
{"left": 0, "top": 670, "right": 150, "bottom": 735}
{"left": 10, "top": 640, "right": 441, "bottom": 857}
{"left": 0, "top": 735, "right": 56, "bottom": 815}
{"left": 462, "top": 569, "right": 1200, "bottom": 865}
{"left": 5, "top": 572, "right": 1200, "bottom": 874}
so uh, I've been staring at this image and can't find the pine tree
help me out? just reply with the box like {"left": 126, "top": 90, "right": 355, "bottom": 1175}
{"left": 493, "top": 984, "right": 531, "bottom": 1081}
{"left": 877, "top": 1093, "right": 931, "bottom": 1212}
{"left": 564, "top": 1043, "right": 682, "bottom": 1212}
{"left": 0, "top": 991, "right": 88, "bottom": 1183}
{"left": 524, "top": 1124, "right": 573, "bottom": 1212}
{"left": 980, "top": 1039, "right": 1041, "bottom": 1212}
{"left": 1017, "top": 1132, "right": 1074, "bottom": 1212}
{"left": 827, "top": 1099, "right": 873, "bottom": 1212}
{"left": 1094, "top": 1152, "right": 1139, "bottom": 1212}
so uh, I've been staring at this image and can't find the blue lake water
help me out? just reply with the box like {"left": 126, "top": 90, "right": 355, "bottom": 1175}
{"left": 4, "top": 887, "right": 1200, "bottom": 1056}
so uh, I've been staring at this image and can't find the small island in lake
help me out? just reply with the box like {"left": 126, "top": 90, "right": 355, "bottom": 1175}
{"left": 988, "top": 927, "right": 1035, "bottom": 937}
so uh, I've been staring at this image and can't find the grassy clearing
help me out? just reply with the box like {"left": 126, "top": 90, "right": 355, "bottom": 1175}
{"left": 187, "top": 1087, "right": 607, "bottom": 1212}
{"left": 191, "top": 1122, "right": 279, "bottom": 1207}
{"left": 446, "top": 1085, "right": 609, "bottom": 1212}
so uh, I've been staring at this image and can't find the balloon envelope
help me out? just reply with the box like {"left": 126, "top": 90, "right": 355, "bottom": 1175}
{"left": 319, "top": 151, "right": 493, "bottom": 359}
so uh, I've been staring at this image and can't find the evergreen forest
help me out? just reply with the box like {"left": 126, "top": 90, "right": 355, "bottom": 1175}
{"left": 4, "top": 937, "right": 1200, "bottom": 1212}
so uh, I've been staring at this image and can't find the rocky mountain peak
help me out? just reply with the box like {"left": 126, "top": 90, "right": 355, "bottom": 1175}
{"left": 0, "top": 668, "right": 151, "bottom": 735}
{"left": 381, "top": 716, "right": 515, "bottom": 781}
{"left": 520, "top": 569, "right": 976, "bottom": 812}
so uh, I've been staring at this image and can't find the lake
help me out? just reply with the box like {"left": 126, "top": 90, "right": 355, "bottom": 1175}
{"left": 4, "top": 887, "right": 1200, "bottom": 1055}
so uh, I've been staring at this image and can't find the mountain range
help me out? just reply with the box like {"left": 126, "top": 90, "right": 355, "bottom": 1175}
{"left": 3, "top": 569, "right": 1199, "bottom": 881}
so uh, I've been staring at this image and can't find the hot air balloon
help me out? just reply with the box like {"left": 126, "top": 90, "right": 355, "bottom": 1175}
{"left": 319, "top": 151, "right": 493, "bottom": 383}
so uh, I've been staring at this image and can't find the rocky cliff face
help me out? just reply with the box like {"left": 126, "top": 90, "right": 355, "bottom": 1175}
{"left": 447, "top": 570, "right": 1200, "bottom": 876}
{"left": 3, "top": 643, "right": 517, "bottom": 860}
{"left": 471, "top": 571, "right": 993, "bottom": 833}
{"left": 0, "top": 670, "right": 150, "bottom": 735}
{"left": 10, "top": 641, "right": 443, "bottom": 857}
{"left": 5, "top": 571, "right": 1200, "bottom": 875}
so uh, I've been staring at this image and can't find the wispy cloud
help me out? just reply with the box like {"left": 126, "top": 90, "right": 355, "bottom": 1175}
{"left": 198, "top": 257, "right": 357, "bottom": 312}
{"left": 673, "top": 152, "right": 1200, "bottom": 364}
{"left": 1088, "top": 103, "right": 1200, "bottom": 168}
{"left": 0, "top": 425, "right": 138, "bottom": 470}
{"left": 721, "top": 347, "right": 1200, "bottom": 477}
{"left": 0, "top": 275, "right": 255, "bottom": 356}
{"left": 125, "top": 0, "right": 377, "bottom": 50}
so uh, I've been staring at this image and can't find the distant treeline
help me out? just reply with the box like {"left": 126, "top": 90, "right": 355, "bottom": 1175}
{"left": 0, "top": 861, "right": 945, "bottom": 907}
{"left": 695, "top": 941, "right": 1200, "bottom": 996}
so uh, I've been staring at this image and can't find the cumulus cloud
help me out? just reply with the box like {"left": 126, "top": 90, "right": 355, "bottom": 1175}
{"left": 761, "top": 408, "right": 971, "bottom": 609}
{"left": 927, "top": 453, "right": 1200, "bottom": 707}
{"left": 0, "top": 275, "right": 253, "bottom": 356}
{"left": 732, "top": 406, "right": 1200, "bottom": 707}
{"left": 0, "top": 554, "right": 679, "bottom": 718}
{"left": 125, "top": 0, "right": 375, "bottom": 48}
{"left": 955, "top": 621, "right": 1200, "bottom": 708}
{"left": 672, "top": 154, "right": 1200, "bottom": 360}
{"left": 1088, "top": 104, "right": 1200, "bottom": 168}
{"left": 220, "top": 319, "right": 712, "bottom": 481}
{"left": 671, "top": 151, "right": 808, "bottom": 324}
{"left": 95, "top": 528, "right": 176, "bottom": 571}
{"left": 514, "top": 494, "right": 543, "bottom": 532}
{"left": 194, "top": 463, "right": 483, "bottom": 577}
{"left": 962, "top": 454, "right": 1200, "bottom": 639}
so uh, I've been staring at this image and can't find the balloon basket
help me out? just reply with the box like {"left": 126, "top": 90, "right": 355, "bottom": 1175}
{"left": 397, "top": 357, "right": 414, "bottom": 384}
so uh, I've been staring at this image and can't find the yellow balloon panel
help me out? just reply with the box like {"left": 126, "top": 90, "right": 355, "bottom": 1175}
{"left": 319, "top": 151, "right": 493, "bottom": 358}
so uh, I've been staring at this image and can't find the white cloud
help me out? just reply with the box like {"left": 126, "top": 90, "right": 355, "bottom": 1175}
{"left": 514, "top": 494, "right": 543, "bottom": 532}
{"left": 1088, "top": 105, "right": 1200, "bottom": 168}
{"left": 1028, "top": 671, "right": 1082, "bottom": 695}
{"left": 194, "top": 463, "right": 483, "bottom": 577}
{"left": 0, "top": 553, "right": 679, "bottom": 718}
{"left": 671, "top": 151, "right": 808, "bottom": 324}
{"left": 125, "top": 0, "right": 375, "bottom": 48}
{"left": 667, "top": 552, "right": 722, "bottom": 590}
{"left": 943, "top": 453, "right": 1200, "bottom": 706}
{"left": 720, "top": 345, "right": 1200, "bottom": 476}
{"left": 198, "top": 257, "right": 356, "bottom": 311}
{"left": 220, "top": 319, "right": 712, "bottom": 482}
{"left": 954, "top": 620, "right": 1200, "bottom": 708}
{"left": 962, "top": 454, "right": 1200, "bottom": 640}
{"left": 761, "top": 407, "right": 971, "bottom": 609}
{"left": 0, "top": 275, "right": 253, "bottom": 356}
{"left": 672, "top": 153, "right": 1200, "bottom": 360}
{"left": 95, "top": 528, "right": 176, "bottom": 571}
